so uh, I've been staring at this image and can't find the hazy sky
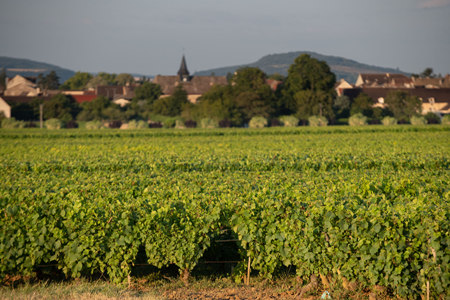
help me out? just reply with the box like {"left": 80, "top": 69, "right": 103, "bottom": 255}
{"left": 1, "top": 0, "right": 449, "bottom": 76}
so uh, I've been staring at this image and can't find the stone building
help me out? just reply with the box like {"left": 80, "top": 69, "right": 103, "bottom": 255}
{"left": 4, "top": 75, "right": 40, "bottom": 96}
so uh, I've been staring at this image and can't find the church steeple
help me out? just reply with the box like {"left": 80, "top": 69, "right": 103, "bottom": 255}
{"left": 177, "top": 55, "right": 190, "bottom": 82}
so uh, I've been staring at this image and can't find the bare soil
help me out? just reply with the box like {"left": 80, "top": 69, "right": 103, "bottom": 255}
{"left": 162, "top": 286, "right": 315, "bottom": 299}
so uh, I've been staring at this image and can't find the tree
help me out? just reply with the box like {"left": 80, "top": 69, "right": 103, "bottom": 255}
{"left": 97, "top": 72, "right": 117, "bottom": 85}
{"left": 115, "top": 73, "right": 135, "bottom": 86}
{"left": 86, "top": 76, "right": 109, "bottom": 89}
{"left": 284, "top": 54, "right": 336, "bottom": 95}
{"left": 85, "top": 72, "right": 120, "bottom": 89}
{"left": 124, "top": 99, "right": 145, "bottom": 121}
{"left": 192, "top": 85, "right": 243, "bottom": 126}
{"left": 60, "top": 72, "right": 93, "bottom": 90}
{"left": 191, "top": 69, "right": 275, "bottom": 125}
{"left": 231, "top": 67, "right": 275, "bottom": 121}
{"left": 152, "top": 85, "right": 188, "bottom": 117}
{"left": 385, "top": 91, "right": 422, "bottom": 122}
{"left": 0, "top": 68, "right": 6, "bottom": 91}
{"left": 268, "top": 73, "right": 285, "bottom": 81}
{"left": 11, "top": 102, "right": 35, "bottom": 121}
{"left": 283, "top": 54, "right": 336, "bottom": 120}
{"left": 234, "top": 89, "right": 273, "bottom": 120}
{"left": 43, "top": 94, "right": 79, "bottom": 122}
{"left": 420, "top": 68, "right": 435, "bottom": 78}
{"left": 134, "top": 82, "right": 162, "bottom": 104}
{"left": 350, "top": 93, "right": 373, "bottom": 117}
{"left": 293, "top": 90, "right": 334, "bottom": 121}
{"left": 333, "top": 95, "right": 351, "bottom": 119}
{"left": 77, "top": 96, "right": 122, "bottom": 121}
{"left": 232, "top": 67, "right": 267, "bottom": 94}
{"left": 37, "top": 70, "right": 60, "bottom": 91}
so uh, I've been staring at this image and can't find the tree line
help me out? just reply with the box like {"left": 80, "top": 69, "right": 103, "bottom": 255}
{"left": 5, "top": 54, "right": 436, "bottom": 127}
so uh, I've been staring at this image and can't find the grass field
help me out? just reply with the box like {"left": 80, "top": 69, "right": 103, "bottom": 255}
{"left": 0, "top": 126, "right": 449, "bottom": 299}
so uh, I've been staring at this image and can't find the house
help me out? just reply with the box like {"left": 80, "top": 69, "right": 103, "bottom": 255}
{"left": 153, "top": 55, "right": 228, "bottom": 103}
{"left": 4, "top": 75, "right": 40, "bottom": 96}
{"left": 335, "top": 79, "right": 353, "bottom": 96}
{"left": 0, "top": 97, "right": 11, "bottom": 118}
{"left": 411, "top": 75, "right": 450, "bottom": 88}
{"left": 342, "top": 87, "right": 450, "bottom": 115}
{"left": 62, "top": 86, "right": 135, "bottom": 105}
{"left": 355, "top": 73, "right": 413, "bottom": 88}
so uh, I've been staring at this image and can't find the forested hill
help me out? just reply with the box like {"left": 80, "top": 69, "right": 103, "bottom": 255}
{"left": 194, "top": 51, "right": 409, "bottom": 83}
{"left": 0, "top": 56, "right": 75, "bottom": 83}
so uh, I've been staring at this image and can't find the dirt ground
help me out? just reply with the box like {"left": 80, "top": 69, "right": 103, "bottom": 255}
{"left": 0, "top": 274, "right": 386, "bottom": 300}
{"left": 162, "top": 286, "right": 318, "bottom": 300}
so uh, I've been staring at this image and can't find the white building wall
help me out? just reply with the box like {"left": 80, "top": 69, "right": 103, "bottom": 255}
{"left": 0, "top": 97, "right": 11, "bottom": 118}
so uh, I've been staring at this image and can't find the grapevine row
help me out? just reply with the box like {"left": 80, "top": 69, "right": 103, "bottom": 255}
{"left": 0, "top": 127, "right": 448, "bottom": 298}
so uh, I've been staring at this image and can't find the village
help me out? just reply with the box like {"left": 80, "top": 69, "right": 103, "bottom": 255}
{"left": 1, "top": 54, "right": 450, "bottom": 129}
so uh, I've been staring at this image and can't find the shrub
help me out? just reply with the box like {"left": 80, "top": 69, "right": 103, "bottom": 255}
{"left": 85, "top": 121, "right": 104, "bottom": 130}
{"left": 175, "top": 120, "right": 185, "bottom": 129}
{"left": 161, "top": 119, "right": 175, "bottom": 128}
{"left": 1, "top": 117, "right": 26, "bottom": 129}
{"left": 45, "top": 118, "right": 63, "bottom": 129}
{"left": 148, "top": 116, "right": 178, "bottom": 128}
{"left": 410, "top": 116, "right": 426, "bottom": 125}
{"left": 308, "top": 115, "right": 328, "bottom": 127}
{"left": 147, "top": 115, "right": 178, "bottom": 128}
{"left": 382, "top": 116, "right": 397, "bottom": 126}
{"left": 128, "top": 120, "right": 148, "bottom": 129}
{"left": 442, "top": 115, "right": 450, "bottom": 125}
{"left": 279, "top": 115, "right": 299, "bottom": 127}
{"left": 249, "top": 116, "right": 268, "bottom": 128}
{"left": 348, "top": 113, "right": 368, "bottom": 126}
{"left": 424, "top": 112, "right": 441, "bottom": 124}
{"left": 200, "top": 118, "right": 219, "bottom": 129}
{"left": 184, "top": 120, "right": 197, "bottom": 128}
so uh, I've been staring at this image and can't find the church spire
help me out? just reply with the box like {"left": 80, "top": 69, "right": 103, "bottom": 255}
{"left": 177, "top": 55, "right": 190, "bottom": 81}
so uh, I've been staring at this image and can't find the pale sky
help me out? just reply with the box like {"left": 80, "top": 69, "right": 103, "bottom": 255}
{"left": 1, "top": 0, "right": 449, "bottom": 76}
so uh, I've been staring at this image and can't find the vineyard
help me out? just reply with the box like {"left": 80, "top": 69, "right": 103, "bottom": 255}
{"left": 0, "top": 126, "right": 449, "bottom": 298}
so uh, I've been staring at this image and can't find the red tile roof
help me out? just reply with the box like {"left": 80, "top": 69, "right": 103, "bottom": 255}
{"left": 71, "top": 94, "right": 97, "bottom": 103}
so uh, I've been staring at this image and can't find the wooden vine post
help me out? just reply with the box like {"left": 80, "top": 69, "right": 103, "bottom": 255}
{"left": 246, "top": 257, "right": 251, "bottom": 286}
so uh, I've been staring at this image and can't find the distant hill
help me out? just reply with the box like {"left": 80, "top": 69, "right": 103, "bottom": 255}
{"left": 194, "top": 51, "right": 409, "bottom": 83}
{"left": 0, "top": 56, "right": 75, "bottom": 83}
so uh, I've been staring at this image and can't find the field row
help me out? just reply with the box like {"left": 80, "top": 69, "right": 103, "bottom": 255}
{"left": 1, "top": 127, "right": 449, "bottom": 298}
